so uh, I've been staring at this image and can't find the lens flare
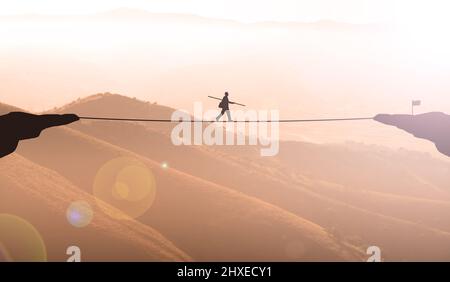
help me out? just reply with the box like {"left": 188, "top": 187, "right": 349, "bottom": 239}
{"left": 93, "top": 157, "right": 156, "bottom": 220}
{"left": 161, "top": 161, "right": 169, "bottom": 169}
{"left": 66, "top": 201, "right": 94, "bottom": 228}
{"left": 0, "top": 214, "right": 47, "bottom": 262}
{"left": 0, "top": 242, "right": 13, "bottom": 262}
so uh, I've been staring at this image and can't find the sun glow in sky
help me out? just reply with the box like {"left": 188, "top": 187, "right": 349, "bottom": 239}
{"left": 2, "top": 0, "right": 450, "bottom": 32}
{"left": 1, "top": 0, "right": 450, "bottom": 155}
{"left": 1, "top": 0, "right": 450, "bottom": 29}
{"left": 1, "top": 1, "right": 450, "bottom": 111}
{"left": 0, "top": 0, "right": 395, "bottom": 23}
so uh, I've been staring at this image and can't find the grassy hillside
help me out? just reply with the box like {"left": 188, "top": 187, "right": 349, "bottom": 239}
{"left": 51, "top": 94, "right": 450, "bottom": 261}
{"left": 0, "top": 153, "right": 189, "bottom": 261}
{"left": 1, "top": 101, "right": 361, "bottom": 261}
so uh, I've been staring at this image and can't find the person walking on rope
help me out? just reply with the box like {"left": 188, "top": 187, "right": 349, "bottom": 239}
{"left": 216, "top": 92, "right": 234, "bottom": 122}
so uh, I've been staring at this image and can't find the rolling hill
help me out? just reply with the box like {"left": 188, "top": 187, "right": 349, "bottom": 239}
{"left": 0, "top": 153, "right": 189, "bottom": 261}
{"left": 3, "top": 94, "right": 450, "bottom": 260}
{"left": 52, "top": 93, "right": 450, "bottom": 261}
{"left": 1, "top": 100, "right": 362, "bottom": 261}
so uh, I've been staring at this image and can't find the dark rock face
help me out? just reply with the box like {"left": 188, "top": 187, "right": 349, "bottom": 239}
{"left": 0, "top": 112, "right": 79, "bottom": 158}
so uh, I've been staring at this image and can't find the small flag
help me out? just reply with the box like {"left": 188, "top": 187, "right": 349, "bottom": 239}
{"left": 411, "top": 100, "right": 421, "bottom": 115}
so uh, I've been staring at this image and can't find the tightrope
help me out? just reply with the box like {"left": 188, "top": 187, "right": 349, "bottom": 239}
{"left": 79, "top": 116, "right": 374, "bottom": 123}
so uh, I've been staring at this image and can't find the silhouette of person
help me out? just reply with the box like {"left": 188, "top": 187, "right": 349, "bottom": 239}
{"left": 0, "top": 112, "right": 79, "bottom": 158}
{"left": 216, "top": 92, "right": 234, "bottom": 122}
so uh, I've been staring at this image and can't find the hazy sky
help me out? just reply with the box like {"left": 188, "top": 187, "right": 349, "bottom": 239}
{"left": 0, "top": 0, "right": 396, "bottom": 23}
{"left": 1, "top": 0, "right": 449, "bottom": 154}
{"left": 2, "top": 0, "right": 449, "bottom": 27}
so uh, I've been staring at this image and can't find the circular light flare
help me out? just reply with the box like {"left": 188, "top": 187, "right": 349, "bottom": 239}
{"left": 93, "top": 157, "right": 156, "bottom": 220}
{"left": 161, "top": 161, "right": 169, "bottom": 169}
{"left": 0, "top": 242, "right": 13, "bottom": 262}
{"left": 0, "top": 214, "right": 47, "bottom": 262}
{"left": 113, "top": 181, "right": 130, "bottom": 200}
{"left": 66, "top": 201, "right": 94, "bottom": 228}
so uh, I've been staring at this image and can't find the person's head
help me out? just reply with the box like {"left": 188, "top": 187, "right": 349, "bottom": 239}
{"left": 225, "top": 92, "right": 229, "bottom": 96}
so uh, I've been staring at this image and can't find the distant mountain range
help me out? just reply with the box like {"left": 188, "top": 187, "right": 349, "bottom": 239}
{"left": 2, "top": 93, "right": 450, "bottom": 261}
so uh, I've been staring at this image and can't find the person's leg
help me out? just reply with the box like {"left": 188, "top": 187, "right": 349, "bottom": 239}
{"left": 216, "top": 109, "right": 225, "bottom": 121}
{"left": 226, "top": 110, "right": 232, "bottom": 121}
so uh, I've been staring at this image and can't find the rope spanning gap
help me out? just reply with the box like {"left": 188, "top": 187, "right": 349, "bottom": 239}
{"left": 78, "top": 116, "right": 374, "bottom": 123}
